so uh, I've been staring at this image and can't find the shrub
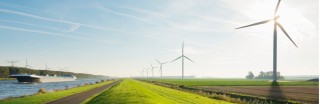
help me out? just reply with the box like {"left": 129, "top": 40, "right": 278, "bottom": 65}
{"left": 37, "top": 88, "right": 46, "bottom": 94}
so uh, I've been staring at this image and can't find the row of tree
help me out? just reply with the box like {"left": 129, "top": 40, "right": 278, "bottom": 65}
{"left": 246, "top": 71, "right": 284, "bottom": 79}
{"left": 0, "top": 66, "right": 108, "bottom": 79}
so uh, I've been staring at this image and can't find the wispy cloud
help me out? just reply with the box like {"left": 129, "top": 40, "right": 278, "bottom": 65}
{"left": 68, "top": 23, "right": 80, "bottom": 32}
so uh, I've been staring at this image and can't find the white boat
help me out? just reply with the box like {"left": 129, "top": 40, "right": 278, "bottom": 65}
{"left": 10, "top": 74, "right": 77, "bottom": 83}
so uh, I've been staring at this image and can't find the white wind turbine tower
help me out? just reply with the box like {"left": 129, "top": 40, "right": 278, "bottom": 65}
{"left": 25, "top": 59, "right": 32, "bottom": 69}
{"left": 150, "top": 63, "right": 157, "bottom": 78}
{"left": 58, "top": 67, "right": 64, "bottom": 76}
{"left": 155, "top": 58, "right": 169, "bottom": 78}
{"left": 44, "top": 64, "right": 51, "bottom": 76}
{"left": 144, "top": 68, "right": 149, "bottom": 78}
{"left": 45, "top": 64, "right": 51, "bottom": 70}
{"left": 141, "top": 70, "right": 145, "bottom": 77}
{"left": 236, "top": 0, "right": 298, "bottom": 82}
{"left": 171, "top": 42, "right": 195, "bottom": 79}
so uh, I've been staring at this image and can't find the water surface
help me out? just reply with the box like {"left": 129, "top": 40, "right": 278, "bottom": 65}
{"left": 0, "top": 79, "right": 107, "bottom": 99}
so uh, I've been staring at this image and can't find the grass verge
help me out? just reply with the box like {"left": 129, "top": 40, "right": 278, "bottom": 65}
{"left": 87, "top": 79, "right": 230, "bottom": 104}
{"left": 0, "top": 80, "right": 113, "bottom": 104}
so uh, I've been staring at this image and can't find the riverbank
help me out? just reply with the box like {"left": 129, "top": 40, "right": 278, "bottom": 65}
{"left": 0, "top": 78, "right": 15, "bottom": 80}
{"left": 0, "top": 80, "right": 114, "bottom": 104}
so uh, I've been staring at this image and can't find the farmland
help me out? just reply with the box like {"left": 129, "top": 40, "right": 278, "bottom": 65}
{"left": 87, "top": 79, "right": 230, "bottom": 104}
{"left": 197, "top": 86, "right": 319, "bottom": 103}
{"left": 148, "top": 78, "right": 319, "bottom": 86}
{"left": 143, "top": 78, "right": 319, "bottom": 103}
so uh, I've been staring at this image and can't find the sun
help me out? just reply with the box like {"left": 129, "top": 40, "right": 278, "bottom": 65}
{"left": 243, "top": 0, "right": 306, "bottom": 41}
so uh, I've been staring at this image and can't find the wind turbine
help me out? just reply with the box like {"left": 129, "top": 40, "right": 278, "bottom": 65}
{"left": 7, "top": 60, "right": 18, "bottom": 67}
{"left": 141, "top": 69, "right": 145, "bottom": 77}
{"left": 144, "top": 68, "right": 149, "bottom": 78}
{"left": 171, "top": 42, "right": 195, "bottom": 79}
{"left": 44, "top": 64, "right": 51, "bottom": 76}
{"left": 236, "top": 0, "right": 298, "bottom": 82}
{"left": 45, "top": 64, "right": 51, "bottom": 70}
{"left": 25, "top": 59, "right": 32, "bottom": 69}
{"left": 155, "top": 58, "right": 169, "bottom": 78}
{"left": 150, "top": 63, "right": 157, "bottom": 77}
{"left": 58, "top": 67, "right": 64, "bottom": 76}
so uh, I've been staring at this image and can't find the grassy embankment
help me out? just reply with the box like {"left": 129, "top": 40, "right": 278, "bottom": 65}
{"left": 150, "top": 79, "right": 318, "bottom": 86}
{"left": 0, "top": 80, "right": 114, "bottom": 104}
{"left": 87, "top": 79, "right": 230, "bottom": 104}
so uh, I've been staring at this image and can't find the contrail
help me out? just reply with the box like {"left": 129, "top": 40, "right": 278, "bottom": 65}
{"left": 0, "top": 1, "right": 76, "bottom": 20}
{"left": 0, "top": 25, "right": 116, "bottom": 44}
{"left": 0, "top": 19, "right": 97, "bottom": 37}
{"left": 0, "top": 9, "right": 77, "bottom": 26}
{"left": 0, "top": 25, "right": 78, "bottom": 38}
{"left": 0, "top": 9, "right": 135, "bottom": 35}
{"left": 95, "top": 5, "right": 160, "bottom": 26}
{"left": 0, "top": 19, "right": 62, "bottom": 31}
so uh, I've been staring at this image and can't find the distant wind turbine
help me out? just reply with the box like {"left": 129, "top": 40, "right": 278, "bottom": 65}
{"left": 44, "top": 64, "right": 51, "bottom": 76}
{"left": 150, "top": 63, "right": 157, "bottom": 77}
{"left": 7, "top": 60, "right": 18, "bottom": 67}
{"left": 25, "top": 59, "right": 32, "bottom": 69}
{"left": 171, "top": 42, "right": 195, "bottom": 79}
{"left": 45, "top": 64, "right": 51, "bottom": 70}
{"left": 144, "top": 68, "right": 149, "bottom": 78}
{"left": 155, "top": 58, "right": 169, "bottom": 78}
{"left": 141, "top": 69, "right": 145, "bottom": 77}
{"left": 58, "top": 67, "right": 64, "bottom": 76}
{"left": 236, "top": 0, "right": 298, "bottom": 82}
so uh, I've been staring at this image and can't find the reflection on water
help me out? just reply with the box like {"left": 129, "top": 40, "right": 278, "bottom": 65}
{"left": 0, "top": 79, "right": 107, "bottom": 99}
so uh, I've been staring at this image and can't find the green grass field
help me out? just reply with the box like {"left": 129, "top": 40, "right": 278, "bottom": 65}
{"left": 146, "top": 78, "right": 318, "bottom": 86}
{"left": 87, "top": 79, "right": 230, "bottom": 104}
{"left": 0, "top": 81, "right": 113, "bottom": 104}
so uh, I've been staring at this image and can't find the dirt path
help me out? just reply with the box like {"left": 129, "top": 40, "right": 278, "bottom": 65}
{"left": 46, "top": 80, "right": 121, "bottom": 104}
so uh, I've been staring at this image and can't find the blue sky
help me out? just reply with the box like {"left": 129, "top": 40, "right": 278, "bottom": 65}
{"left": 0, "top": 0, "right": 318, "bottom": 77}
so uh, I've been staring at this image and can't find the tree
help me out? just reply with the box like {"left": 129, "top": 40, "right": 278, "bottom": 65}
{"left": 0, "top": 67, "right": 10, "bottom": 78}
{"left": 246, "top": 71, "right": 254, "bottom": 79}
{"left": 254, "top": 71, "right": 284, "bottom": 79}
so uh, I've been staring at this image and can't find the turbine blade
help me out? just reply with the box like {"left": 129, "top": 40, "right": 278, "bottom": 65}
{"left": 236, "top": 16, "right": 279, "bottom": 29}
{"left": 182, "top": 42, "right": 184, "bottom": 55}
{"left": 275, "top": 0, "right": 281, "bottom": 15}
{"left": 171, "top": 56, "right": 182, "bottom": 62}
{"left": 163, "top": 62, "right": 170, "bottom": 64}
{"left": 277, "top": 23, "right": 298, "bottom": 48}
{"left": 184, "top": 56, "right": 195, "bottom": 63}
{"left": 155, "top": 58, "right": 161, "bottom": 64}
